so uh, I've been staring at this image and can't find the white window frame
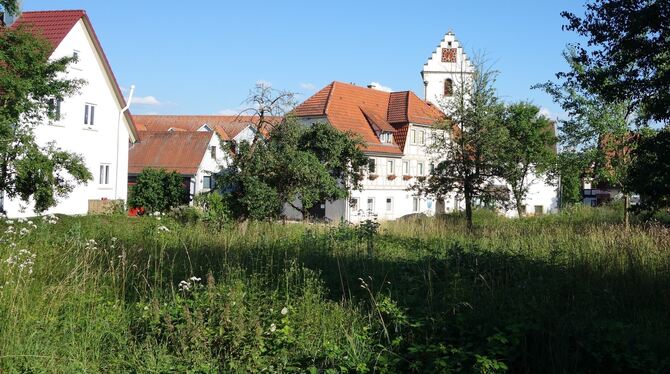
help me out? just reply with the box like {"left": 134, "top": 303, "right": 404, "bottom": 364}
{"left": 350, "top": 197, "right": 359, "bottom": 211}
{"left": 84, "top": 103, "right": 96, "bottom": 127}
{"left": 380, "top": 132, "right": 392, "bottom": 143}
{"left": 403, "top": 161, "right": 410, "bottom": 175}
{"left": 99, "top": 163, "right": 111, "bottom": 186}
{"left": 368, "top": 158, "right": 377, "bottom": 174}
{"left": 386, "top": 160, "right": 394, "bottom": 175}
{"left": 412, "top": 197, "right": 420, "bottom": 212}
{"left": 367, "top": 197, "right": 375, "bottom": 213}
{"left": 210, "top": 145, "right": 217, "bottom": 159}
{"left": 417, "top": 162, "right": 424, "bottom": 176}
{"left": 386, "top": 197, "right": 393, "bottom": 212}
{"left": 203, "top": 175, "right": 213, "bottom": 190}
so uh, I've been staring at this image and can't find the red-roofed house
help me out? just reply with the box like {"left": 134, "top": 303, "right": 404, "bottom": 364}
{"left": 293, "top": 81, "right": 446, "bottom": 221}
{"left": 1, "top": 9, "right": 139, "bottom": 217}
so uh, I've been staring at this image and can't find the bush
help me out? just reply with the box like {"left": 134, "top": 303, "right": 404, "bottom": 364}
{"left": 193, "top": 192, "right": 231, "bottom": 228}
{"left": 129, "top": 168, "right": 188, "bottom": 213}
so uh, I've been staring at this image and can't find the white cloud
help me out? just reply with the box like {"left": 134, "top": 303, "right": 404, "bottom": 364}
{"left": 256, "top": 79, "right": 272, "bottom": 88}
{"left": 300, "top": 82, "right": 316, "bottom": 91}
{"left": 368, "top": 82, "right": 393, "bottom": 92}
{"left": 132, "top": 95, "right": 162, "bottom": 106}
{"left": 217, "top": 108, "right": 242, "bottom": 115}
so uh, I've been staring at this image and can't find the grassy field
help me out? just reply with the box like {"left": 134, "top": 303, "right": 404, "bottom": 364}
{"left": 1, "top": 206, "right": 669, "bottom": 373}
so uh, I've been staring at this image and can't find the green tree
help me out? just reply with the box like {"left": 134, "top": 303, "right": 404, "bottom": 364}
{"left": 535, "top": 51, "right": 643, "bottom": 227}
{"left": 129, "top": 168, "right": 188, "bottom": 213}
{"left": 418, "top": 58, "right": 506, "bottom": 230}
{"left": 561, "top": 0, "right": 670, "bottom": 124}
{"left": 0, "top": 24, "right": 92, "bottom": 214}
{"left": 556, "top": 151, "right": 586, "bottom": 208}
{"left": 497, "top": 102, "right": 557, "bottom": 216}
{"left": 0, "top": 0, "right": 18, "bottom": 16}
{"left": 220, "top": 117, "right": 368, "bottom": 221}
{"left": 626, "top": 129, "right": 670, "bottom": 215}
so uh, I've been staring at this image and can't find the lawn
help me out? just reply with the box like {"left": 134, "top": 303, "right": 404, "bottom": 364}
{"left": 1, "top": 206, "right": 669, "bottom": 373}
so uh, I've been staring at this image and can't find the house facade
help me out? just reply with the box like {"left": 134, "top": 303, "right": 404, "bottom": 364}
{"left": 129, "top": 115, "right": 275, "bottom": 200}
{"left": 1, "top": 10, "right": 138, "bottom": 217}
{"left": 292, "top": 32, "right": 558, "bottom": 221}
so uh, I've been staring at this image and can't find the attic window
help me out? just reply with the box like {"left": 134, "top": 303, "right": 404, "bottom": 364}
{"left": 444, "top": 79, "right": 453, "bottom": 97}
{"left": 380, "top": 132, "right": 392, "bottom": 144}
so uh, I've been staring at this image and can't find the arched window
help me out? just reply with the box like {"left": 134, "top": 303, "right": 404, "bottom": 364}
{"left": 444, "top": 79, "right": 453, "bottom": 97}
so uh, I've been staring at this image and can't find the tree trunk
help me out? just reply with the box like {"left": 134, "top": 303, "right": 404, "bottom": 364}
{"left": 624, "top": 193, "right": 630, "bottom": 229}
{"left": 464, "top": 185, "right": 473, "bottom": 232}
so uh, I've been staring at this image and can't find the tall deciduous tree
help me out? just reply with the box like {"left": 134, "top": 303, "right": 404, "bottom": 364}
{"left": 535, "top": 51, "right": 643, "bottom": 227}
{"left": 561, "top": 0, "right": 670, "bottom": 124}
{"left": 418, "top": 58, "right": 506, "bottom": 230}
{"left": 0, "top": 25, "right": 92, "bottom": 213}
{"left": 128, "top": 168, "right": 188, "bottom": 213}
{"left": 497, "top": 102, "right": 556, "bottom": 217}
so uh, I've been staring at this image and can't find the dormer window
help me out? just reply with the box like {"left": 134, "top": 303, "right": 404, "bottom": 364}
{"left": 380, "top": 132, "right": 392, "bottom": 144}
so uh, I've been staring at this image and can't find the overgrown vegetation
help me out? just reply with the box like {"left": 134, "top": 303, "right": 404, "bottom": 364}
{"left": 1, "top": 208, "right": 669, "bottom": 372}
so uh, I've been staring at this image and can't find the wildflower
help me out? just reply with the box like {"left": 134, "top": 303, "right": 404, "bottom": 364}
{"left": 189, "top": 276, "right": 201, "bottom": 283}
{"left": 5, "top": 226, "right": 14, "bottom": 234}
{"left": 270, "top": 323, "right": 277, "bottom": 332}
{"left": 178, "top": 280, "right": 191, "bottom": 292}
{"left": 281, "top": 307, "right": 289, "bottom": 315}
{"left": 19, "top": 227, "right": 29, "bottom": 236}
{"left": 111, "top": 237, "right": 118, "bottom": 242}
{"left": 157, "top": 226, "right": 170, "bottom": 233}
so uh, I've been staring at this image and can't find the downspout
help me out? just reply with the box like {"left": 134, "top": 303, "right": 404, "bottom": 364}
{"left": 115, "top": 85, "right": 134, "bottom": 200}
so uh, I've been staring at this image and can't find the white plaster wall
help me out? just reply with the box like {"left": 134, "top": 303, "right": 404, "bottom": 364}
{"left": 3, "top": 20, "right": 133, "bottom": 217}
{"left": 193, "top": 134, "right": 228, "bottom": 195}
{"left": 421, "top": 32, "right": 474, "bottom": 108}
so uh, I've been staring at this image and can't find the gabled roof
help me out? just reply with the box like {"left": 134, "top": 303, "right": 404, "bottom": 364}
{"left": 293, "top": 81, "right": 444, "bottom": 154}
{"left": 129, "top": 131, "right": 214, "bottom": 175}
{"left": 11, "top": 10, "right": 139, "bottom": 142}
{"left": 133, "top": 115, "right": 283, "bottom": 141}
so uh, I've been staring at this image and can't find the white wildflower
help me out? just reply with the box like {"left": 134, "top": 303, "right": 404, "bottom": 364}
{"left": 178, "top": 280, "right": 191, "bottom": 292}
{"left": 157, "top": 225, "right": 170, "bottom": 233}
{"left": 19, "top": 227, "right": 29, "bottom": 236}
{"left": 189, "top": 276, "right": 201, "bottom": 283}
{"left": 281, "top": 307, "right": 289, "bottom": 315}
{"left": 5, "top": 226, "right": 14, "bottom": 234}
{"left": 269, "top": 323, "right": 277, "bottom": 333}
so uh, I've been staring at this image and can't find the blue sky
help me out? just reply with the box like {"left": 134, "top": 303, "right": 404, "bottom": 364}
{"left": 23, "top": 1, "right": 586, "bottom": 118}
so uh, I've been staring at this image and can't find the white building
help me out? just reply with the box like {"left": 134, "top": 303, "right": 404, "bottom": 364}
{"left": 421, "top": 32, "right": 558, "bottom": 217}
{"left": 292, "top": 32, "right": 558, "bottom": 221}
{"left": 1, "top": 10, "right": 139, "bottom": 217}
{"left": 128, "top": 115, "right": 274, "bottom": 200}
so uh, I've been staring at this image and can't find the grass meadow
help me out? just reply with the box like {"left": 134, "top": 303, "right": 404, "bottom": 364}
{"left": 1, "top": 206, "right": 669, "bottom": 373}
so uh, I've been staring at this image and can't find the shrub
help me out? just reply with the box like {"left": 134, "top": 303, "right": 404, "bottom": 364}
{"left": 129, "top": 168, "right": 188, "bottom": 213}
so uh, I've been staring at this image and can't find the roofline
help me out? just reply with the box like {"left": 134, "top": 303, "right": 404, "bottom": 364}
{"left": 78, "top": 13, "right": 139, "bottom": 142}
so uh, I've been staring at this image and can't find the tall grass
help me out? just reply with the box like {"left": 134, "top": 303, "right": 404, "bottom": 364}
{"left": 0, "top": 206, "right": 669, "bottom": 372}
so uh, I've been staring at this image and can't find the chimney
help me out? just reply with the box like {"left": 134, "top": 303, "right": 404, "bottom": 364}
{"left": 367, "top": 83, "right": 376, "bottom": 89}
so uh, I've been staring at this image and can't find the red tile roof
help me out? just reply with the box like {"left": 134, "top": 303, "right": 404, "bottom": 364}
{"left": 11, "top": 10, "right": 139, "bottom": 142}
{"left": 293, "top": 81, "right": 444, "bottom": 154}
{"left": 129, "top": 131, "right": 214, "bottom": 175}
{"left": 133, "top": 115, "right": 282, "bottom": 140}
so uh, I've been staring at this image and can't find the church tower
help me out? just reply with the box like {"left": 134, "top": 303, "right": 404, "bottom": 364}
{"left": 420, "top": 31, "right": 474, "bottom": 108}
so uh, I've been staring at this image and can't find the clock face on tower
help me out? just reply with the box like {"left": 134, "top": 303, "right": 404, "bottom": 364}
{"left": 441, "top": 48, "right": 457, "bottom": 63}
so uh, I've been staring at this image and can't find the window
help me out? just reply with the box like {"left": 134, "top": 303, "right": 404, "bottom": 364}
{"left": 429, "top": 162, "right": 435, "bottom": 174}
{"left": 386, "top": 160, "right": 394, "bottom": 175}
{"left": 444, "top": 79, "right": 453, "bottom": 97}
{"left": 350, "top": 198, "right": 359, "bottom": 211}
{"left": 84, "top": 103, "right": 96, "bottom": 126}
{"left": 417, "top": 162, "right": 424, "bottom": 176}
{"left": 534, "top": 205, "right": 544, "bottom": 215}
{"left": 403, "top": 161, "right": 409, "bottom": 175}
{"left": 386, "top": 197, "right": 393, "bottom": 211}
{"left": 380, "top": 132, "right": 392, "bottom": 143}
{"left": 73, "top": 50, "right": 80, "bottom": 62}
{"left": 412, "top": 197, "right": 420, "bottom": 212}
{"left": 453, "top": 197, "right": 460, "bottom": 211}
{"left": 48, "top": 98, "right": 62, "bottom": 121}
{"left": 368, "top": 159, "right": 376, "bottom": 173}
{"left": 520, "top": 205, "right": 527, "bottom": 214}
{"left": 367, "top": 197, "right": 375, "bottom": 212}
{"left": 412, "top": 129, "right": 425, "bottom": 145}
{"left": 210, "top": 146, "right": 217, "bottom": 159}
{"left": 99, "top": 164, "right": 110, "bottom": 185}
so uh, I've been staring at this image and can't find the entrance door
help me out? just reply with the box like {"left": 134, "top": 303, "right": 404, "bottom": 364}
{"left": 307, "top": 202, "right": 326, "bottom": 220}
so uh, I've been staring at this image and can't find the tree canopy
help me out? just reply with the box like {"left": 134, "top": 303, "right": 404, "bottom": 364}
{"left": 0, "top": 25, "right": 92, "bottom": 213}
{"left": 497, "top": 102, "right": 556, "bottom": 217}
{"left": 561, "top": 0, "right": 670, "bottom": 124}
{"left": 128, "top": 168, "right": 188, "bottom": 213}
